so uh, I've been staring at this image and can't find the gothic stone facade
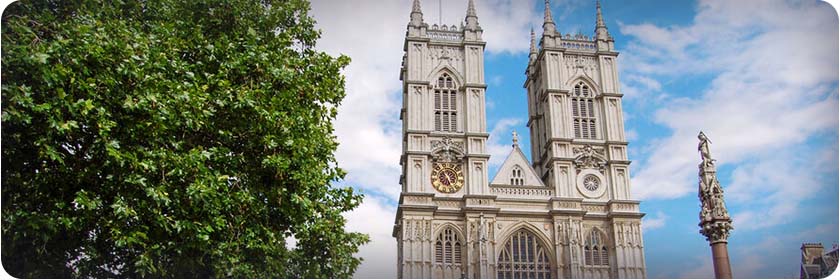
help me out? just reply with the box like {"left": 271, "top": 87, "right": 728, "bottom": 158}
{"left": 393, "top": 0, "right": 646, "bottom": 278}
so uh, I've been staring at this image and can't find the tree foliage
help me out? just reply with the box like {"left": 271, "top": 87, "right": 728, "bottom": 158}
{"left": 1, "top": 0, "right": 368, "bottom": 277}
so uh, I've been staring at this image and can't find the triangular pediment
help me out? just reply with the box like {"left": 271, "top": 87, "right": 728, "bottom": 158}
{"left": 490, "top": 145, "right": 544, "bottom": 187}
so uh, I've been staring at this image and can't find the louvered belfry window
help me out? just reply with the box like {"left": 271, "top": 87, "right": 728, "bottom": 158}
{"left": 571, "top": 82, "right": 597, "bottom": 139}
{"left": 584, "top": 229, "right": 610, "bottom": 266}
{"left": 435, "top": 227, "right": 462, "bottom": 265}
{"left": 434, "top": 73, "right": 458, "bottom": 132}
{"left": 496, "top": 229, "right": 552, "bottom": 279}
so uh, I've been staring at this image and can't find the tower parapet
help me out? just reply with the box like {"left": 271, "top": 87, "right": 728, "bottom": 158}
{"left": 556, "top": 33, "right": 598, "bottom": 51}
{"left": 427, "top": 24, "right": 464, "bottom": 42}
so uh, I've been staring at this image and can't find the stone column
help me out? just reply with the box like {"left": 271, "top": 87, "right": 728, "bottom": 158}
{"left": 711, "top": 243, "right": 732, "bottom": 278}
{"left": 696, "top": 131, "right": 734, "bottom": 279}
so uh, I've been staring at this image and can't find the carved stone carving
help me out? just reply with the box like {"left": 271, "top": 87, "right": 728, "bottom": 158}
{"left": 573, "top": 144, "right": 607, "bottom": 172}
{"left": 428, "top": 46, "right": 464, "bottom": 72}
{"left": 431, "top": 137, "right": 465, "bottom": 163}
{"left": 696, "top": 132, "right": 733, "bottom": 244}
{"left": 564, "top": 55, "right": 599, "bottom": 82}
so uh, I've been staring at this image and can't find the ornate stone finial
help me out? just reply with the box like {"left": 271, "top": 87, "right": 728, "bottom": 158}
{"left": 594, "top": 0, "right": 612, "bottom": 43}
{"left": 412, "top": 0, "right": 421, "bottom": 13}
{"left": 409, "top": 0, "right": 424, "bottom": 27}
{"left": 596, "top": 0, "right": 605, "bottom": 27}
{"left": 529, "top": 27, "right": 537, "bottom": 54}
{"left": 512, "top": 131, "right": 519, "bottom": 147}
{"left": 465, "top": 0, "right": 481, "bottom": 30}
{"left": 543, "top": 0, "right": 557, "bottom": 36}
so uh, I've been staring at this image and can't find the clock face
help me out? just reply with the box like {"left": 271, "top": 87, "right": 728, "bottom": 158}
{"left": 431, "top": 162, "right": 464, "bottom": 193}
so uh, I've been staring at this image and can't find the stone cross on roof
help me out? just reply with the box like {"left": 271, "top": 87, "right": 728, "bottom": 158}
{"left": 512, "top": 131, "right": 519, "bottom": 147}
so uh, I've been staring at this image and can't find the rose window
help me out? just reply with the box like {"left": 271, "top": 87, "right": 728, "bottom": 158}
{"left": 583, "top": 175, "right": 600, "bottom": 191}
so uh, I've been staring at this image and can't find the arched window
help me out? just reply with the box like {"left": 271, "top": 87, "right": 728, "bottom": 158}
{"left": 434, "top": 73, "right": 458, "bottom": 132}
{"left": 497, "top": 229, "right": 552, "bottom": 279}
{"left": 584, "top": 229, "right": 610, "bottom": 266}
{"left": 571, "top": 82, "right": 597, "bottom": 139}
{"left": 435, "top": 227, "right": 462, "bottom": 265}
{"left": 510, "top": 166, "right": 524, "bottom": 186}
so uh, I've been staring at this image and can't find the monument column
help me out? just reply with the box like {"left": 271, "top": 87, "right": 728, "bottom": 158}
{"left": 696, "top": 131, "right": 734, "bottom": 279}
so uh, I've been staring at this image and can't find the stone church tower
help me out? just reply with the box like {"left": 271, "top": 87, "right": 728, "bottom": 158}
{"left": 393, "top": 0, "right": 646, "bottom": 278}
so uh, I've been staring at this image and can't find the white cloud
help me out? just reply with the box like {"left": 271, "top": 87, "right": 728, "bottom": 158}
{"left": 625, "top": 129, "right": 638, "bottom": 142}
{"left": 309, "top": 1, "right": 544, "bottom": 277}
{"left": 310, "top": 0, "right": 408, "bottom": 199}
{"left": 726, "top": 223, "right": 838, "bottom": 278}
{"left": 310, "top": 0, "right": 543, "bottom": 200}
{"left": 624, "top": 0, "right": 838, "bottom": 207}
{"left": 641, "top": 211, "right": 667, "bottom": 231}
{"left": 728, "top": 143, "right": 837, "bottom": 230}
{"left": 490, "top": 75, "right": 504, "bottom": 86}
{"left": 486, "top": 118, "right": 524, "bottom": 168}
{"left": 343, "top": 195, "right": 398, "bottom": 278}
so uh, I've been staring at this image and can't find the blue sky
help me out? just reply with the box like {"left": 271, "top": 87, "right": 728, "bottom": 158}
{"left": 309, "top": 0, "right": 839, "bottom": 278}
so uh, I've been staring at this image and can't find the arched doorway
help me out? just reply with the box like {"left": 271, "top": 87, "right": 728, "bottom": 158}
{"left": 496, "top": 228, "right": 553, "bottom": 279}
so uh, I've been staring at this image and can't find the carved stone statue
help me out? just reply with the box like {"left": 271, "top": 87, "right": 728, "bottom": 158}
{"left": 700, "top": 201, "right": 712, "bottom": 222}
{"left": 479, "top": 214, "right": 487, "bottom": 242}
{"left": 698, "top": 131, "right": 716, "bottom": 167}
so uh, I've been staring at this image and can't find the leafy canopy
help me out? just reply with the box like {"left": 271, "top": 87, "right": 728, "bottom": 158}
{"left": 2, "top": 0, "right": 368, "bottom": 278}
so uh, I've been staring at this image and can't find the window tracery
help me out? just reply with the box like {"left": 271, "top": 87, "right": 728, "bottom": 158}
{"left": 572, "top": 82, "right": 598, "bottom": 139}
{"left": 434, "top": 73, "right": 458, "bottom": 132}
{"left": 497, "top": 229, "right": 552, "bottom": 279}
{"left": 584, "top": 229, "right": 610, "bottom": 266}
{"left": 435, "top": 227, "right": 462, "bottom": 265}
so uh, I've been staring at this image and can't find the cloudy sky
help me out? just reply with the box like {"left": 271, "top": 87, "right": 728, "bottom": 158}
{"left": 309, "top": 0, "right": 839, "bottom": 278}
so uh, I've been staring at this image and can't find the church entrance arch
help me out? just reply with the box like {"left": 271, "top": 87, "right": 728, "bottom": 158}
{"left": 496, "top": 228, "right": 553, "bottom": 279}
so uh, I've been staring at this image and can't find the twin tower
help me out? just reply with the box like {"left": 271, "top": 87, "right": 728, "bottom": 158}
{"left": 393, "top": 0, "right": 646, "bottom": 278}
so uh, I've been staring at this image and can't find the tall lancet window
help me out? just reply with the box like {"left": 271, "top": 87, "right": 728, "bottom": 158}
{"left": 571, "top": 82, "right": 598, "bottom": 139}
{"left": 434, "top": 73, "right": 458, "bottom": 132}
{"left": 435, "top": 227, "right": 462, "bottom": 265}
{"left": 497, "top": 229, "right": 552, "bottom": 279}
{"left": 510, "top": 166, "right": 524, "bottom": 186}
{"left": 584, "top": 229, "right": 610, "bottom": 266}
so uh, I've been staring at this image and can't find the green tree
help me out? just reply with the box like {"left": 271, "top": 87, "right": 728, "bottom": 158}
{"left": 1, "top": 0, "right": 368, "bottom": 277}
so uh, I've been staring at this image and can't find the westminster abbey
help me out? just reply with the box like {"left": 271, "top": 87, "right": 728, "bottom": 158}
{"left": 393, "top": 0, "right": 647, "bottom": 278}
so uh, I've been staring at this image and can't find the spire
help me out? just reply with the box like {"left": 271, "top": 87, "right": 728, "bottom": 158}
{"left": 529, "top": 27, "right": 537, "bottom": 54}
{"left": 529, "top": 27, "right": 537, "bottom": 63}
{"left": 543, "top": 0, "right": 557, "bottom": 36}
{"left": 596, "top": 0, "right": 606, "bottom": 28}
{"left": 594, "top": 0, "right": 611, "bottom": 41}
{"left": 409, "top": 0, "right": 424, "bottom": 27}
{"left": 412, "top": 0, "right": 421, "bottom": 13}
{"left": 465, "top": 0, "right": 481, "bottom": 30}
